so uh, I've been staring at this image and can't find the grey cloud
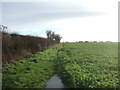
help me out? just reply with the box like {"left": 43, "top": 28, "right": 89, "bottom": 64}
{"left": 17, "top": 11, "right": 105, "bottom": 23}
{"left": 3, "top": 2, "right": 106, "bottom": 25}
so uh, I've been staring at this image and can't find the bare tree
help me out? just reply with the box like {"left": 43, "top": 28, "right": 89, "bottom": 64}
{"left": 0, "top": 25, "right": 7, "bottom": 32}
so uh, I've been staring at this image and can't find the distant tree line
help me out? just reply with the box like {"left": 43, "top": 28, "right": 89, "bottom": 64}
{"left": 78, "top": 41, "right": 111, "bottom": 43}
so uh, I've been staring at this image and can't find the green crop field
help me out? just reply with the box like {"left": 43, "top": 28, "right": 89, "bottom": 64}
{"left": 56, "top": 42, "right": 119, "bottom": 88}
{"left": 2, "top": 42, "right": 119, "bottom": 88}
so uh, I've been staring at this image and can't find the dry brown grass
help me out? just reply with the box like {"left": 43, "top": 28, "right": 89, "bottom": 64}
{"left": 2, "top": 31, "right": 57, "bottom": 64}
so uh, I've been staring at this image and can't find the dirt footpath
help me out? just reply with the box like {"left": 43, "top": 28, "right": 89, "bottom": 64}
{"left": 45, "top": 75, "right": 64, "bottom": 88}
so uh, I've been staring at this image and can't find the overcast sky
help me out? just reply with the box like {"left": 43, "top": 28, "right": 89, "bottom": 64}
{"left": 2, "top": 0, "right": 119, "bottom": 42}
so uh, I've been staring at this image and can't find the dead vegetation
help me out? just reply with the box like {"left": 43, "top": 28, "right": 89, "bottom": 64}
{"left": 1, "top": 25, "right": 57, "bottom": 64}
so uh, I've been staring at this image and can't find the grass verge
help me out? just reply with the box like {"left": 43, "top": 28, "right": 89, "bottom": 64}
{"left": 2, "top": 44, "right": 62, "bottom": 88}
